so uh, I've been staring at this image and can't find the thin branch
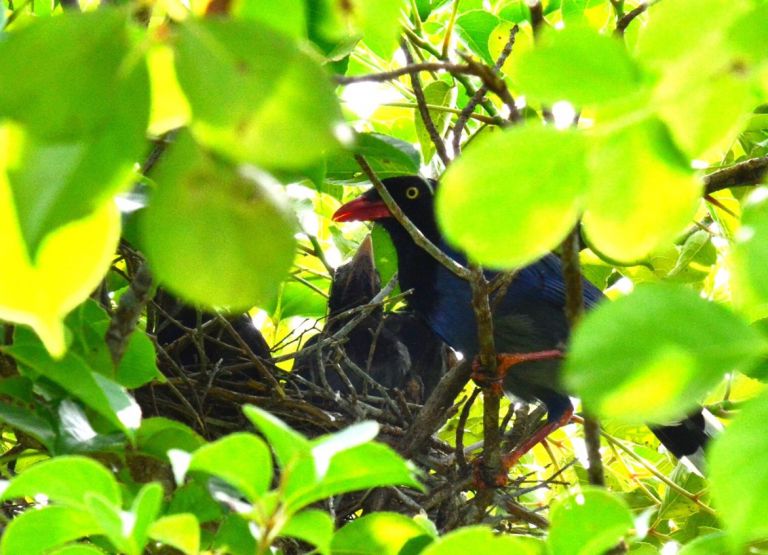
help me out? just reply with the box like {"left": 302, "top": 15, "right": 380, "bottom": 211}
{"left": 105, "top": 262, "right": 154, "bottom": 366}
{"left": 561, "top": 224, "right": 604, "bottom": 486}
{"left": 401, "top": 43, "right": 452, "bottom": 166}
{"left": 355, "top": 154, "right": 472, "bottom": 280}
{"left": 335, "top": 62, "right": 478, "bottom": 85}
{"left": 378, "top": 101, "right": 498, "bottom": 124}
{"left": 703, "top": 155, "right": 768, "bottom": 195}
{"left": 441, "top": 0, "right": 460, "bottom": 58}
{"left": 456, "top": 388, "right": 481, "bottom": 472}
{"left": 453, "top": 25, "right": 520, "bottom": 155}
{"left": 616, "top": 1, "right": 653, "bottom": 35}
{"left": 528, "top": 0, "right": 544, "bottom": 34}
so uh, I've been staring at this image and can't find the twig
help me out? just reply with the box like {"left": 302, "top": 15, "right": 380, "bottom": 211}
{"left": 456, "top": 388, "right": 481, "bottom": 472}
{"left": 401, "top": 43, "right": 452, "bottom": 166}
{"left": 616, "top": 1, "right": 652, "bottom": 35}
{"left": 441, "top": 0, "right": 460, "bottom": 58}
{"left": 561, "top": 224, "right": 604, "bottom": 486}
{"left": 528, "top": 1, "right": 544, "bottom": 34}
{"left": 453, "top": 25, "right": 520, "bottom": 155}
{"left": 355, "top": 155, "right": 472, "bottom": 280}
{"left": 378, "top": 102, "right": 497, "bottom": 124}
{"left": 105, "top": 263, "right": 154, "bottom": 366}
{"left": 335, "top": 62, "right": 479, "bottom": 85}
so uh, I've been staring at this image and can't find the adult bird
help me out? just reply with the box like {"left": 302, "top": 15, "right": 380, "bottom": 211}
{"left": 333, "top": 175, "right": 716, "bottom": 474}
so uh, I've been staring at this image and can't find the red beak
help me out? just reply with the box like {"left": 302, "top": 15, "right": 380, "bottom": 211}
{"left": 332, "top": 196, "right": 392, "bottom": 222}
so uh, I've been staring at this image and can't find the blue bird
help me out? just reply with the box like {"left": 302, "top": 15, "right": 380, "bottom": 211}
{"left": 333, "top": 175, "right": 716, "bottom": 473}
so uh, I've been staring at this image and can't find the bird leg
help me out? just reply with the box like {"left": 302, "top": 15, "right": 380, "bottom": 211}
{"left": 470, "top": 350, "right": 563, "bottom": 395}
{"left": 501, "top": 405, "right": 573, "bottom": 469}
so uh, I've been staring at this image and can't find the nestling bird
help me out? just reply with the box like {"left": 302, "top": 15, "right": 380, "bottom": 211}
{"left": 333, "top": 175, "right": 715, "bottom": 474}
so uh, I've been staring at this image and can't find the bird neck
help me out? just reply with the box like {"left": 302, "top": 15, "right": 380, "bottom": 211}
{"left": 379, "top": 218, "right": 443, "bottom": 316}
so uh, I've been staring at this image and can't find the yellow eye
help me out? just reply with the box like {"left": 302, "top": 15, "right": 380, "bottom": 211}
{"left": 405, "top": 186, "right": 420, "bottom": 199}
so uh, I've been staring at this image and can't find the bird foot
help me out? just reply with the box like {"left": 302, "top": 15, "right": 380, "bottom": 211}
{"left": 471, "top": 406, "right": 574, "bottom": 489}
{"left": 470, "top": 350, "right": 564, "bottom": 393}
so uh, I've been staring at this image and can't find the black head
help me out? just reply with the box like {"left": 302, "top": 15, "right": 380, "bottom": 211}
{"left": 332, "top": 176, "right": 438, "bottom": 236}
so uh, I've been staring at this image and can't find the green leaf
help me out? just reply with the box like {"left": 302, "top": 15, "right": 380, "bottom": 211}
{"left": 7, "top": 328, "right": 141, "bottom": 435}
{"left": 84, "top": 493, "right": 133, "bottom": 555}
{"left": 415, "top": 80, "right": 456, "bottom": 164}
{"left": 564, "top": 284, "right": 768, "bottom": 423}
{"left": 0, "top": 168, "right": 121, "bottom": 357}
{"left": 583, "top": 119, "right": 700, "bottom": 264}
{"left": 212, "top": 514, "right": 257, "bottom": 555}
{"left": 2, "top": 456, "right": 121, "bottom": 509}
{"left": 677, "top": 532, "right": 729, "bottom": 555}
{"left": 456, "top": 11, "right": 500, "bottom": 65}
{"left": 141, "top": 131, "right": 297, "bottom": 311}
{"left": 354, "top": 0, "right": 407, "bottom": 59}
{"left": 115, "top": 331, "right": 161, "bottom": 389}
{"left": 420, "top": 526, "right": 545, "bottom": 554}
{"left": 243, "top": 405, "right": 311, "bottom": 469}
{"left": 0, "top": 402, "right": 56, "bottom": 451}
{"left": 0, "top": 10, "right": 148, "bottom": 253}
{"left": 149, "top": 513, "right": 201, "bottom": 555}
{"left": 331, "top": 512, "right": 435, "bottom": 555}
{"left": 48, "top": 545, "right": 107, "bottom": 555}
{"left": 325, "top": 133, "right": 420, "bottom": 184}
{"left": 310, "top": 421, "right": 379, "bottom": 477}
{"left": 731, "top": 188, "right": 768, "bottom": 321}
{"left": 167, "top": 482, "right": 223, "bottom": 524}
{"left": 232, "top": 0, "right": 307, "bottom": 39}
{"left": 188, "top": 433, "right": 272, "bottom": 503}
{"left": 137, "top": 418, "right": 206, "bottom": 462}
{"left": 511, "top": 24, "right": 642, "bottom": 107}
{"left": 286, "top": 443, "right": 421, "bottom": 510}
{"left": 437, "top": 125, "right": 588, "bottom": 268}
{"left": 547, "top": 488, "right": 634, "bottom": 555}
{"left": 174, "top": 19, "right": 344, "bottom": 172}
{"left": 129, "top": 483, "right": 164, "bottom": 551}
{"left": 0, "top": 506, "right": 101, "bottom": 555}
{"left": 709, "top": 390, "right": 768, "bottom": 548}
{"left": 281, "top": 509, "right": 334, "bottom": 555}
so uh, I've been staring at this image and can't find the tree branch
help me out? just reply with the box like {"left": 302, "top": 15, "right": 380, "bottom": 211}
{"left": 703, "top": 155, "right": 768, "bottom": 195}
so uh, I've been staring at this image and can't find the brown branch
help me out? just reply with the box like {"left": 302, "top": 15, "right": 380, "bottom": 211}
{"left": 401, "top": 43, "right": 452, "bottom": 167}
{"left": 335, "top": 62, "right": 479, "bottom": 85}
{"left": 455, "top": 388, "right": 481, "bottom": 472}
{"left": 561, "top": 224, "right": 604, "bottom": 486}
{"left": 528, "top": 0, "right": 544, "bottom": 34}
{"left": 616, "top": 1, "right": 651, "bottom": 35}
{"left": 105, "top": 262, "right": 154, "bottom": 366}
{"left": 453, "top": 25, "right": 520, "bottom": 155}
{"left": 703, "top": 155, "right": 768, "bottom": 194}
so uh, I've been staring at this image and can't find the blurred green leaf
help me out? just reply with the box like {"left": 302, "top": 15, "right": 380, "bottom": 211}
{"left": 548, "top": 488, "right": 634, "bottom": 555}
{"left": 677, "top": 532, "right": 729, "bottom": 555}
{"left": 331, "top": 512, "right": 435, "bottom": 555}
{"left": 141, "top": 131, "right": 296, "bottom": 311}
{"left": 456, "top": 11, "right": 500, "bottom": 64}
{"left": 710, "top": 390, "right": 768, "bottom": 548}
{"left": 148, "top": 513, "right": 200, "bottom": 555}
{"left": 2, "top": 456, "right": 121, "bottom": 509}
{"left": 212, "top": 514, "right": 257, "bottom": 555}
{"left": 438, "top": 125, "right": 588, "bottom": 268}
{"left": 232, "top": 0, "right": 307, "bottom": 38}
{"left": 421, "top": 526, "right": 545, "bottom": 554}
{"left": 732, "top": 188, "right": 768, "bottom": 321}
{"left": 47, "top": 545, "right": 107, "bottom": 555}
{"left": 174, "top": 18, "right": 343, "bottom": 172}
{"left": 129, "top": 483, "right": 164, "bottom": 552}
{"left": 84, "top": 493, "right": 132, "bottom": 554}
{"left": 565, "top": 284, "right": 768, "bottom": 423}
{"left": 0, "top": 506, "right": 101, "bottom": 555}
{"left": 137, "top": 418, "right": 205, "bottom": 462}
{"left": 511, "top": 24, "right": 642, "bottom": 107}
{"left": 282, "top": 509, "right": 334, "bottom": 554}
{"left": 0, "top": 402, "right": 55, "bottom": 451}
{"left": 189, "top": 433, "right": 272, "bottom": 503}
{"left": 584, "top": 119, "right": 700, "bottom": 264}
{"left": 0, "top": 10, "right": 148, "bottom": 254}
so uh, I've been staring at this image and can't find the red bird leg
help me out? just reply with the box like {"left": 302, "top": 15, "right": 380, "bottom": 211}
{"left": 471, "top": 350, "right": 564, "bottom": 394}
{"left": 501, "top": 406, "right": 574, "bottom": 469}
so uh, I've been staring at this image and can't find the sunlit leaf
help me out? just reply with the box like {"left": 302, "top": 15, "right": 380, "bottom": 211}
{"left": 415, "top": 80, "right": 456, "bottom": 164}
{"left": 547, "top": 489, "right": 634, "bottom": 555}
{"left": 174, "top": 18, "right": 344, "bottom": 172}
{"left": 456, "top": 10, "right": 500, "bottom": 64}
{"left": 188, "top": 433, "right": 272, "bottom": 503}
{"left": 731, "top": 188, "right": 768, "bottom": 321}
{"left": 583, "top": 119, "right": 700, "bottom": 264}
{"left": 243, "top": 405, "right": 311, "bottom": 469}
{"left": 511, "top": 24, "right": 642, "bottom": 107}
{"left": 710, "top": 390, "right": 768, "bottom": 548}
{"left": 325, "top": 132, "right": 420, "bottom": 184}
{"left": 0, "top": 506, "right": 101, "bottom": 555}
{"left": 149, "top": 513, "right": 200, "bottom": 555}
{"left": 331, "top": 512, "right": 435, "bottom": 555}
{"left": 2, "top": 456, "right": 121, "bottom": 509}
{"left": 0, "top": 150, "right": 121, "bottom": 356}
{"left": 232, "top": 0, "right": 307, "bottom": 39}
{"left": 565, "top": 284, "right": 768, "bottom": 423}
{"left": 438, "top": 125, "right": 588, "bottom": 268}
{"left": 141, "top": 131, "right": 297, "bottom": 310}
{"left": 421, "top": 526, "right": 545, "bottom": 554}
{"left": 281, "top": 509, "right": 334, "bottom": 555}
